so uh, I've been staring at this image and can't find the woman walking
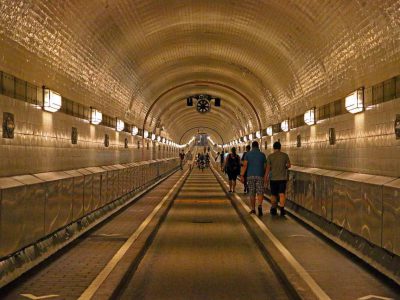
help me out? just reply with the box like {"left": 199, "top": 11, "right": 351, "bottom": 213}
{"left": 224, "top": 147, "right": 241, "bottom": 193}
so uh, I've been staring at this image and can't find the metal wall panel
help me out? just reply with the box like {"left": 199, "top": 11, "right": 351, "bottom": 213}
{"left": 0, "top": 176, "right": 45, "bottom": 258}
{"left": 382, "top": 179, "right": 400, "bottom": 256}
{"left": 77, "top": 169, "right": 93, "bottom": 215}
{"left": 64, "top": 170, "right": 84, "bottom": 221}
{"left": 34, "top": 172, "right": 74, "bottom": 235}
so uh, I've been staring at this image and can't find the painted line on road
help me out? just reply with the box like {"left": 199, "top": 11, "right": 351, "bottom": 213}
{"left": 212, "top": 167, "right": 331, "bottom": 300}
{"left": 78, "top": 169, "right": 189, "bottom": 300}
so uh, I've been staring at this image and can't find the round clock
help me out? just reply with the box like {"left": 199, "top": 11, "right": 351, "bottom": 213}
{"left": 196, "top": 99, "right": 210, "bottom": 113}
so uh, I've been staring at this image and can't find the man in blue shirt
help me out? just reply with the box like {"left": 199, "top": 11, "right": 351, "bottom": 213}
{"left": 240, "top": 141, "right": 267, "bottom": 216}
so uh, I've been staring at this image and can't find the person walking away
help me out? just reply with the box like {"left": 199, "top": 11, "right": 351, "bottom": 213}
{"left": 224, "top": 147, "right": 241, "bottom": 193}
{"left": 215, "top": 151, "right": 220, "bottom": 163}
{"left": 264, "top": 141, "right": 291, "bottom": 216}
{"left": 220, "top": 150, "right": 225, "bottom": 171}
{"left": 241, "top": 145, "right": 251, "bottom": 193}
{"left": 240, "top": 141, "right": 266, "bottom": 217}
{"left": 179, "top": 150, "right": 185, "bottom": 170}
{"left": 186, "top": 150, "right": 193, "bottom": 170}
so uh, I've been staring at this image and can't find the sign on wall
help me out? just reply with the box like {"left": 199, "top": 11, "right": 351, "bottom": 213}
{"left": 395, "top": 114, "right": 400, "bottom": 139}
{"left": 2, "top": 112, "right": 15, "bottom": 139}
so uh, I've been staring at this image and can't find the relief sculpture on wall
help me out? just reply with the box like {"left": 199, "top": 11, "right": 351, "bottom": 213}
{"left": 71, "top": 127, "right": 78, "bottom": 144}
{"left": 395, "top": 114, "right": 400, "bottom": 139}
{"left": 2, "top": 112, "right": 15, "bottom": 139}
{"left": 104, "top": 134, "right": 109, "bottom": 147}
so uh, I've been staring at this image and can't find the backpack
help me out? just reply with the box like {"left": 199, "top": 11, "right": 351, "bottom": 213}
{"left": 227, "top": 154, "right": 240, "bottom": 173}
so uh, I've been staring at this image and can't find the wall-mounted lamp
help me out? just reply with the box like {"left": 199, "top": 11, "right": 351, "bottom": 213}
{"left": 131, "top": 126, "right": 138, "bottom": 136}
{"left": 266, "top": 126, "right": 273, "bottom": 136}
{"left": 249, "top": 133, "right": 254, "bottom": 141}
{"left": 90, "top": 108, "right": 102, "bottom": 125}
{"left": 256, "top": 131, "right": 261, "bottom": 139}
{"left": 304, "top": 108, "right": 316, "bottom": 125}
{"left": 243, "top": 136, "right": 248, "bottom": 142}
{"left": 43, "top": 88, "right": 62, "bottom": 112}
{"left": 151, "top": 133, "right": 156, "bottom": 140}
{"left": 157, "top": 136, "right": 161, "bottom": 142}
{"left": 345, "top": 88, "right": 364, "bottom": 114}
{"left": 143, "top": 130, "right": 149, "bottom": 138}
{"left": 116, "top": 119, "right": 124, "bottom": 132}
{"left": 281, "top": 119, "right": 289, "bottom": 132}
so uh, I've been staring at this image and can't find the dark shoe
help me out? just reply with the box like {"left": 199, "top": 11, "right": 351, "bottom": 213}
{"left": 279, "top": 206, "right": 286, "bottom": 217}
{"left": 270, "top": 207, "right": 277, "bottom": 216}
{"left": 258, "top": 205, "right": 263, "bottom": 217}
{"left": 249, "top": 209, "right": 256, "bottom": 214}
{"left": 229, "top": 190, "right": 232, "bottom": 193}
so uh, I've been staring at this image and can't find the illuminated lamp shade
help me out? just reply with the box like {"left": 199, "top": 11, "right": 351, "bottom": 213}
{"left": 345, "top": 88, "right": 364, "bottom": 114}
{"left": 143, "top": 130, "right": 149, "bottom": 138}
{"left": 43, "top": 88, "right": 62, "bottom": 112}
{"left": 162, "top": 138, "right": 165, "bottom": 143}
{"left": 90, "top": 108, "right": 102, "bottom": 125}
{"left": 131, "top": 126, "right": 138, "bottom": 136}
{"left": 281, "top": 120, "right": 289, "bottom": 132}
{"left": 151, "top": 133, "right": 156, "bottom": 140}
{"left": 256, "top": 131, "right": 261, "bottom": 139}
{"left": 116, "top": 119, "right": 124, "bottom": 132}
{"left": 157, "top": 136, "right": 161, "bottom": 142}
{"left": 243, "top": 136, "right": 248, "bottom": 142}
{"left": 304, "top": 108, "right": 316, "bottom": 126}
{"left": 248, "top": 134, "right": 253, "bottom": 141}
{"left": 266, "top": 126, "right": 273, "bottom": 136}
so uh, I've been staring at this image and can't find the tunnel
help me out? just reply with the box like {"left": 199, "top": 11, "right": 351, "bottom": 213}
{"left": 0, "top": 1, "right": 399, "bottom": 299}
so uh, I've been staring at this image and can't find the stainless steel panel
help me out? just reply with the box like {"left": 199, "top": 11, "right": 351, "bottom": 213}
{"left": 303, "top": 173, "right": 314, "bottom": 211}
{"left": 0, "top": 177, "right": 45, "bottom": 258}
{"left": 77, "top": 169, "right": 93, "bottom": 215}
{"left": 34, "top": 172, "right": 74, "bottom": 235}
{"left": 332, "top": 178, "right": 349, "bottom": 228}
{"left": 65, "top": 170, "right": 84, "bottom": 220}
{"left": 100, "top": 173, "right": 108, "bottom": 205}
{"left": 382, "top": 179, "right": 400, "bottom": 255}
{"left": 360, "top": 183, "right": 383, "bottom": 246}
{"left": 91, "top": 173, "right": 101, "bottom": 210}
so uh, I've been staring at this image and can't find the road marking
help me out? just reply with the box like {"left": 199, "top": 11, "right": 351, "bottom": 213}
{"left": 20, "top": 294, "right": 59, "bottom": 300}
{"left": 78, "top": 170, "right": 189, "bottom": 300}
{"left": 358, "top": 295, "right": 394, "bottom": 300}
{"left": 212, "top": 167, "right": 331, "bottom": 300}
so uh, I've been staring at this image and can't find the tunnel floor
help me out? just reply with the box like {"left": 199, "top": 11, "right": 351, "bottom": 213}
{"left": 118, "top": 168, "right": 289, "bottom": 299}
{"left": 0, "top": 165, "right": 399, "bottom": 300}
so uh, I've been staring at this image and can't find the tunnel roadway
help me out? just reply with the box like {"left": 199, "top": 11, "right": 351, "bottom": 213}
{"left": 0, "top": 165, "right": 399, "bottom": 299}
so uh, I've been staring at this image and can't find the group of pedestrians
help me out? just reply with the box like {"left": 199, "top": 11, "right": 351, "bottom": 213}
{"left": 224, "top": 141, "right": 290, "bottom": 217}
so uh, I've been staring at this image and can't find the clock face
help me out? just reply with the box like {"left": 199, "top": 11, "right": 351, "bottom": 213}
{"left": 196, "top": 99, "right": 210, "bottom": 113}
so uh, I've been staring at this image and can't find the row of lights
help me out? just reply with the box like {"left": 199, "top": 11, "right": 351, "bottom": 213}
{"left": 225, "top": 88, "right": 364, "bottom": 146}
{"left": 42, "top": 87, "right": 181, "bottom": 146}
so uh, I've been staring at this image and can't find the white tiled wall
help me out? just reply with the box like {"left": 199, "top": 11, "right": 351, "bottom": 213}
{"left": 0, "top": 95, "right": 178, "bottom": 177}
{"left": 262, "top": 97, "right": 400, "bottom": 177}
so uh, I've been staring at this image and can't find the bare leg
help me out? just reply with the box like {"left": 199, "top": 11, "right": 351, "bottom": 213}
{"left": 232, "top": 180, "right": 236, "bottom": 192}
{"left": 249, "top": 195, "right": 256, "bottom": 211}
{"left": 270, "top": 195, "right": 278, "bottom": 207}
{"left": 256, "top": 194, "right": 264, "bottom": 206}
{"left": 279, "top": 193, "right": 286, "bottom": 207}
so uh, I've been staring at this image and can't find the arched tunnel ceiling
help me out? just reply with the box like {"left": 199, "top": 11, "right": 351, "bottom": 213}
{"left": 0, "top": 0, "right": 399, "bottom": 143}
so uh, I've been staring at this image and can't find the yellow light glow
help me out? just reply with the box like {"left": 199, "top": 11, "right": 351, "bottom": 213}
{"left": 90, "top": 108, "right": 102, "bottom": 125}
{"left": 345, "top": 89, "right": 364, "bottom": 114}
{"left": 43, "top": 88, "right": 62, "bottom": 112}
{"left": 304, "top": 108, "right": 316, "bottom": 125}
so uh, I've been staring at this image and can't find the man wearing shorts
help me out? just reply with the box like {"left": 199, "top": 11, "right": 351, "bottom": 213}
{"left": 240, "top": 141, "right": 267, "bottom": 217}
{"left": 264, "top": 141, "right": 291, "bottom": 216}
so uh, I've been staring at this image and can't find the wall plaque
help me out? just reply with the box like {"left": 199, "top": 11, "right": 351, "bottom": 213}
{"left": 71, "top": 127, "right": 78, "bottom": 144}
{"left": 124, "top": 138, "right": 128, "bottom": 148}
{"left": 297, "top": 135, "right": 301, "bottom": 147}
{"left": 2, "top": 112, "right": 15, "bottom": 139}
{"left": 329, "top": 128, "right": 336, "bottom": 145}
{"left": 395, "top": 114, "right": 400, "bottom": 139}
{"left": 104, "top": 134, "right": 109, "bottom": 147}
